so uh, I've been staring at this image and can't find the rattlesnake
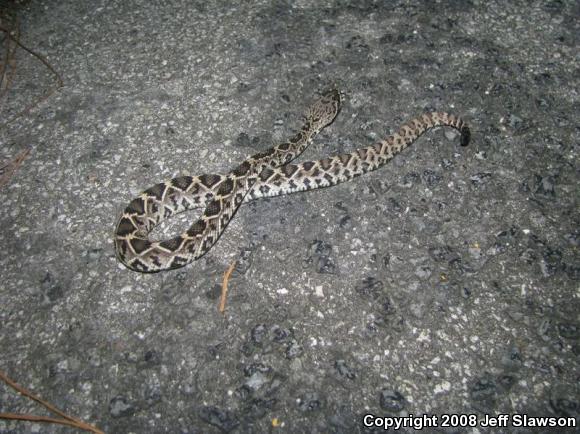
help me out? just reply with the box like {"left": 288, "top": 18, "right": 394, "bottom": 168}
{"left": 115, "top": 89, "right": 470, "bottom": 273}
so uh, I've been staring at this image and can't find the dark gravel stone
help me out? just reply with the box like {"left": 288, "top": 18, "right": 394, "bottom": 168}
{"left": 271, "top": 325, "right": 293, "bottom": 342}
{"left": 379, "top": 389, "right": 406, "bottom": 412}
{"left": 339, "top": 214, "right": 352, "bottom": 229}
{"left": 469, "top": 172, "right": 492, "bottom": 186}
{"left": 497, "top": 374, "right": 516, "bottom": 391}
{"left": 366, "top": 316, "right": 387, "bottom": 333}
{"left": 564, "top": 231, "right": 579, "bottom": 247}
{"left": 83, "top": 248, "right": 102, "bottom": 263}
{"left": 235, "top": 132, "right": 251, "bottom": 147}
{"left": 385, "top": 197, "right": 403, "bottom": 213}
{"left": 142, "top": 349, "right": 161, "bottom": 367}
{"left": 354, "top": 277, "right": 384, "bottom": 297}
{"left": 242, "top": 397, "right": 277, "bottom": 421}
{"left": 143, "top": 378, "right": 162, "bottom": 406}
{"left": 557, "top": 323, "right": 579, "bottom": 340}
{"left": 345, "top": 35, "right": 370, "bottom": 54}
{"left": 109, "top": 396, "right": 135, "bottom": 418}
{"left": 235, "top": 385, "right": 252, "bottom": 400}
{"left": 285, "top": 339, "right": 303, "bottom": 359}
{"left": 541, "top": 247, "right": 563, "bottom": 276}
{"left": 506, "top": 113, "right": 524, "bottom": 130}
{"left": 235, "top": 247, "right": 254, "bottom": 275}
{"left": 243, "top": 363, "right": 272, "bottom": 377}
{"left": 448, "top": 256, "right": 473, "bottom": 275}
{"left": 470, "top": 375, "right": 497, "bottom": 407}
{"left": 264, "top": 374, "right": 284, "bottom": 396}
{"left": 40, "top": 272, "right": 66, "bottom": 303}
{"left": 198, "top": 406, "right": 239, "bottom": 432}
{"left": 531, "top": 173, "right": 557, "bottom": 197}
{"left": 501, "top": 346, "right": 523, "bottom": 370}
{"left": 250, "top": 324, "right": 268, "bottom": 345}
{"left": 519, "top": 247, "right": 537, "bottom": 264}
{"left": 422, "top": 169, "right": 442, "bottom": 186}
{"left": 382, "top": 253, "right": 391, "bottom": 268}
{"left": 305, "top": 240, "right": 337, "bottom": 274}
{"left": 334, "top": 359, "right": 356, "bottom": 380}
{"left": 489, "top": 227, "right": 520, "bottom": 255}
{"left": 297, "top": 392, "right": 322, "bottom": 412}
{"left": 401, "top": 171, "right": 420, "bottom": 186}
{"left": 565, "top": 264, "right": 580, "bottom": 280}
{"left": 205, "top": 284, "right": 222, "bottom": 300}
{"left": 441, "top": 157, "right": 454, "bottom": 169}
{"left": 428, "top": 245, "right": 458, "bottom": 263}
{"left": 549, "top": 396, "right": 580, "bottom": 418}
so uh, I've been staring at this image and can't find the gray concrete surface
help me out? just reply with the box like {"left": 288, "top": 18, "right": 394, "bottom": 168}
{"left": 1, "top": 0, "right": 579, "bottom": 433}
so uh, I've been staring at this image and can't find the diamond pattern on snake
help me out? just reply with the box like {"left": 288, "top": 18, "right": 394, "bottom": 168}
{"left": 114, "top": 89, "right": 470, "bottom": 272}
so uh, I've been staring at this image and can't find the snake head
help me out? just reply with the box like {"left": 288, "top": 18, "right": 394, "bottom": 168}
{"left": 307, "top": 88, "right": 342, "bottom": 132}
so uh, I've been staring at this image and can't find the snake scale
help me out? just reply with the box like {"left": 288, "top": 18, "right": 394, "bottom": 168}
{"left": 115, "top": 89, "right": 470, "bottom": 273}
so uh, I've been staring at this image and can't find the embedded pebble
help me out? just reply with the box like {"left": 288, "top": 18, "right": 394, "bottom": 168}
{"left": 334, "top": 359, "right": 356, "bottom": 380}
{"left": 198, "top": 406, "right": 239, "bottom": 432}
{"left": 109, "top": 396, "right": 135, "bottom": 418}
{"left": 297, "top": 392, "right": 322, "bottom": 412}
{"left": 379, "top": 389, "right": 406, "bottom": 412}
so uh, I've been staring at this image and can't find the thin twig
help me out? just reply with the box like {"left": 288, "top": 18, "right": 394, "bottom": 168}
{"left": 0, "top": 11, "right": 19, "bottom": 98}
{"left": 219, "top": 261, "right": 237, "bottom": 314}
{"left": 0, "top": 413, "right": 103, "bottom": 433}
{"left": 0, "top": 16, "right": 17, "bottom": 97}
{"left": 0, "top": 147, "right": 30, "bottom": 188}
{"left": 0, "top": 24, "right": 63, "bottom": 127}
{"left": 0, "top": 369, "right": 104, "bottom": 434}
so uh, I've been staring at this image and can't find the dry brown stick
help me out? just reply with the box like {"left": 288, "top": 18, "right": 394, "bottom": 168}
{"left": 0, "top": 25, "right": 62, "bottom": 87}
{"left": 0, "top": 14, "right": 19, "bottom": 98}
{"left": 0, "top": 147, "right": 30, "bottom": 188}
{"left": 0, "top": 25, "right": 10, "bottom": 94}
{"left": 0, "top": 24, "right": 63, "bottom": 127}
{"left": 0, "top": 369, "right": 71, "bottom": 420}
{"left": 0, "top": 413, "right": 103, "bottom": 433}
{"left": 219, "top": 261, "right": 237, "bottom": 314}
{"left": 0, "top": 369, "right": 104, "bottom": 434}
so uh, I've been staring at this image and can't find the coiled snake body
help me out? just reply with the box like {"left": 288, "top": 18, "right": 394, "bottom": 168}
{"left": 115, "top": 90, "right": 470, "bottom": 272}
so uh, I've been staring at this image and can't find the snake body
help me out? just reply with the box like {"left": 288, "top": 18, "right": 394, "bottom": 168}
{"left": 115, "top": 90, "right": 470, "bottom": 272}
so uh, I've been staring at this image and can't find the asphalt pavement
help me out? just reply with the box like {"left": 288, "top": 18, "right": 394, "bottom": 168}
{"left": 1, "top": 1, "right": 578, "bottom": 432}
